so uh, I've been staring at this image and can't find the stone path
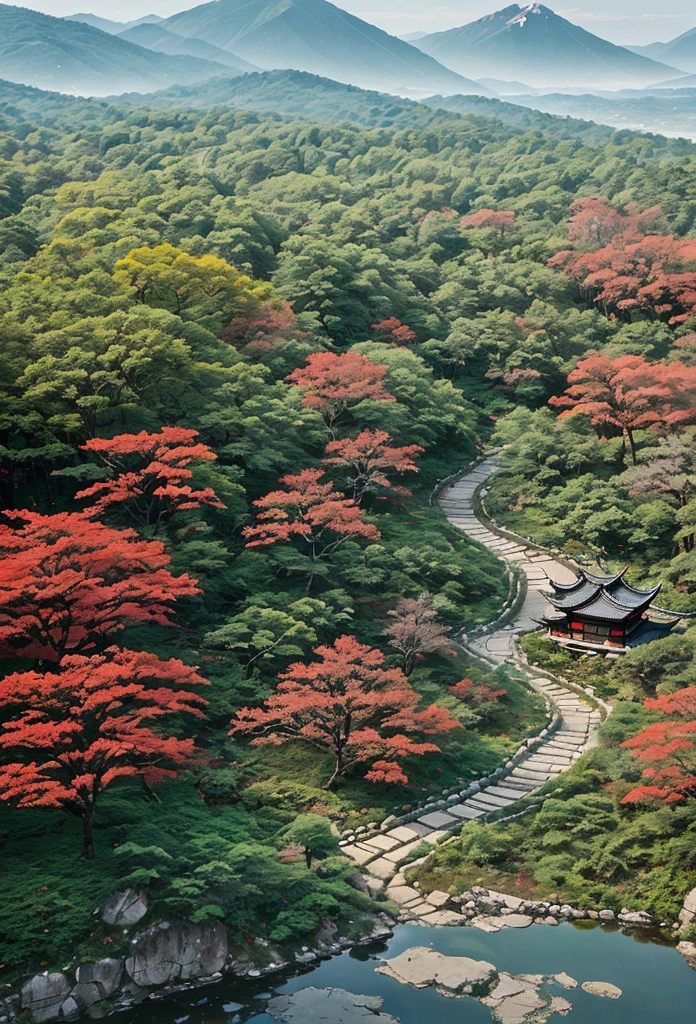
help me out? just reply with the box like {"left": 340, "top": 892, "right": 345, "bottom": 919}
{"left": 341, "top": 456, "right": 602, "bottom": 911}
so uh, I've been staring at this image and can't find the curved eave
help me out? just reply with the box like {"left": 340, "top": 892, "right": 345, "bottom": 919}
{"left": 550, "top": 567, "right": 627, "bottom": 593}
{"left": 568, "top": 588, "right": 655, "bottom": 622}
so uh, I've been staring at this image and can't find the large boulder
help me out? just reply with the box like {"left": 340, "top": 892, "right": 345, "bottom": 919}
{"left": 20, "top": 972, "right": 70, "bottom": 1022}
{"left": 125, "top": 920, "right": 227, "bottom": 988}
{"left": 72, "top": 959, "right": 124, "bottom": 1010}
{"left": 101, "top": 889, "right": 148, "bottom": 927}
{"left": 679, "top": 888, "right": 696, "bottom": 928}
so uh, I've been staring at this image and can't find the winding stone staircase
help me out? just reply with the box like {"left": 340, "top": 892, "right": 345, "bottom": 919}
{"left": 341, "top": 455, "right": 603, "bottom": 902}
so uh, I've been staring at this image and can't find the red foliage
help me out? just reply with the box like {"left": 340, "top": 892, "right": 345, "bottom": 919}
{"left": 242, "top": 467, "right": 380, "bottom": 560}
{"left": 550, "top": 198, "right": 696, "bottom": 323}
{"left": 449, "top": 678, "right": 506, "bottom": 704}
{"left": 566, "top": 198, "right": 662, "bottom": 248}
{"left": 371, "top": 318, "right": 417, "bottom": 345}
{"left": 460, "top": 209, "right": 515, "bottom": 235}
{"left": 549, "top": 353, "right": 696, "bottom": 462}
{"left": 622, "top": 687, "right": 696, "bottom": 805}
{"left": 0, "top": 647, "right": 207, "bottom": 856}
{"left": 322, "top": 429, "right": 422, "bottom": 503}
{"left": 230, "top": 635, "right": 459, "bottom": 788}
{"left": 221, "top": 300, "right": 307, "bottom": 355}
{"left": 0, "top": 511, "right": 199, "bottom": 661}
{"left": 77, "top": 427, "right": 224, "bottom": 532}
{"left": 285, "top": 351, "right": 395, "bottom": 428}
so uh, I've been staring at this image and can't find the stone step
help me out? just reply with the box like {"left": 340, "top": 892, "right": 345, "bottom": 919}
{"left": 469, "top": 791, "right": 515, "bottom": 809}
{"left": 447, "top": 803, "right": 486, "bottom": 819}
{"left": 484, "top": 784, "right": 530, "bottom": 801}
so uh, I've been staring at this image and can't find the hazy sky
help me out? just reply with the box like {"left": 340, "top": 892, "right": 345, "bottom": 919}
{"left": 10, "top": 0, "right": 696, "bottom": 45}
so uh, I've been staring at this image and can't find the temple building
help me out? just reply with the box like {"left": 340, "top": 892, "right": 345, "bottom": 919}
{"left": 540, "top": 568, "right": 680, "bottom": 654}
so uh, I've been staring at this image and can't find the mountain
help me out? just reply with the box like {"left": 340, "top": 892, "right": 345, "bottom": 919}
{"left": 115, "top": 67, "right": 617, "bottom": 144}
{"left": 119, "top": 23, "right": 260, "bottom": 72}
{"left": 158, "top": 0, "right": 490, "bottom": 97}
{"left": 629, "top": 26, "right": 696, "bottom": 75}
{"left": 0, "top": 4, "right": 236, "bottom": 96}
{"left": 65, "top": 13, "right": 162, "bottom": 34}
{"left": 413, "top": 4, "right": 680, "bottom": 90}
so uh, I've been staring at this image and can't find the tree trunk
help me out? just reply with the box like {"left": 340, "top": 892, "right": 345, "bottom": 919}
{"left": 83, "top": 807, "right": 95, "bottom": 860}
{"left": 323, "top": 748, "right": 343, "bottom": 790}
{"left": 626, "top": 428, "right": 637, "bottom": 465}
{"left": 304, "top": 847, "right": 313, "bottom": 869}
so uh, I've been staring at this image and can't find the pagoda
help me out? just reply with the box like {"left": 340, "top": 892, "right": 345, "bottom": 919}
{"left": 540, "top": 568, "right": 678, "bottom": 653}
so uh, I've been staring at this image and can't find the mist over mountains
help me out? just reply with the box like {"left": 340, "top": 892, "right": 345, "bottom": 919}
{"left": 0, "top": 0, "right": 692, "bottom": 143}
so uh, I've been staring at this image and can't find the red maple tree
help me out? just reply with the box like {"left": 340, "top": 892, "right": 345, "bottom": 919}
{"left": 371, "top": 318, "right": 417, "bottom": 345}
{"left": 0, "top": 510, "right": 199, "bottom": 661}
{"left": 549, "top": 354, "right": 696, "bottom": 463}
{"left": 230, "top": 635, "right": 459, "bottom": 788}
{"left": 621, "top": 687, "right": 696, "bottom": 805}
{"left": 565, "top": 197, "right": 662, "bottom": 249}
{"left": 550, "top": 199, "right": 696, "bottom": 323}
{"left": 221, "top": 300, "right": 308, "bottom": 355}
{"left": 322, "top": 429, "right": 423, "bottom": 503}
{"left": 460, "top": 209, "right": 515, "bottom": 237}
{"left": 77, "top": 427, "right": 224, "bottom": 532}
{"left": 285, "top": 351, "right": 395, "bottom": 430}
{"left": 449, "top": 678, "right": 506, "bottom": 705}
{"left": 0, "top": 647, "right": 207, "bottom": 857}
{"left": 243, "top": 468, "right": 380, "bottom": 567}
{"left": 382, "top": 592, "right": 455, "bottom": 675}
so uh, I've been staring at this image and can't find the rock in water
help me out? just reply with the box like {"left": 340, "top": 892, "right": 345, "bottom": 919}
{"left": 553, "top": 972, "right": 578, "bottom": 989}
{"left": 266, "top": 987, "right": 397, "bottom": 1023}
{"left": 125, "top": 920, "right": 227, "bottom": 987}
{"left": 581, "top": 980, "right": 622, "bottom": 998}
{"left": 376, "top": 946, "right": 497, "bottom": 993}
{"left": 72, "top": 958, "right": 124, "bottom": 1010}
{"left": 482, "top": 973, "right": 550, "bottom": 1024}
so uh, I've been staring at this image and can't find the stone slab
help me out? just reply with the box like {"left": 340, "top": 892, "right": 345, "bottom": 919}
{"left": 447, "top": 803, "right": 486, "bottom": 819}
{"left": 417, "top": 811, "right": 459, "bottom": 829}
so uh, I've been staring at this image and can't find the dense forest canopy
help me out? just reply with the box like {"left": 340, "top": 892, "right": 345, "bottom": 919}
{"left": 2, "top": 71, "right": 696, "bottom": 981}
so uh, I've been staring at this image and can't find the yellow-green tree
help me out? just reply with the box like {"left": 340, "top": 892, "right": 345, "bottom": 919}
{"left": 113, "top": 243, "right": 272, "bottom": 328}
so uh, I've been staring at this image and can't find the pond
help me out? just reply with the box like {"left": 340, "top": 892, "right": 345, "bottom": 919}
{"left": 119, "top": 921, "right": 696, "bottom": 1024}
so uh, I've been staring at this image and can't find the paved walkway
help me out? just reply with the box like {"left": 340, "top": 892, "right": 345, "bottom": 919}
{"left": 341, "top": 456, "right": 602, "bottom": 903}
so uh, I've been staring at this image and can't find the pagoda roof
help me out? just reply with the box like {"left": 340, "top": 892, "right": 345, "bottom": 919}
{"left": 550, "top": 568, "right": 626, "bottom": 593}
{"left": 545, "top": 568, "right": 661, "bottom": 621}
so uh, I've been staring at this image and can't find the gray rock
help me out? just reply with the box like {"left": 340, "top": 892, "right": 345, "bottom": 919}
{"left": 59, "top": 996, "right": 80, "bottom": 1020}
{"left": 267, "top": 988, "right": 396, "bottom": 1024}
{"left": 21, "top": 973, "right": 70, "bottom": 1022}
{"left": 553, "top": 972, "right": 577, "bottom": 990}
{"left": 677, "top": 941, "right": 696, "bottom": 968}
{"left": 125, "top": 920, "right": 227, "bottom": 988}
{"left": 598, "top": 909, "right": 615, "bottom": 921}
{"left": 71, "top": 958, "right": 123, "bottom": 1010}
{"left": 101, "top": 889, "right": 148, "bottom": 927}
{"left": 376, "top": 946, "right": 496, "bottom": 992}
{"left": 618, "top": 910, "right": 653, "bottom": 926}
{"left": 679, "top": 888, "right": 696, "bottom": 927}
{"left": 581, "top": 981, "right": 622, "bottom": 999}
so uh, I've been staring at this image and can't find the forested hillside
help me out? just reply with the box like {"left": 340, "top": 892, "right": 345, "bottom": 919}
{"left": 1, "top": 73, "right": 696, "bottom": 981}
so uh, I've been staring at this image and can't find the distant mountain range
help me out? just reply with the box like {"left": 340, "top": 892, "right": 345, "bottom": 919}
{"left": 0, "top": 4, "right": 236, "bottom": 95}
{"left": 629, "top": 27, "right": 696, "bottom": 75}
{"left": 119, "top": 22, "right": 260, "bottom": 73}
{"left": 66, "top": 12, "right": 163, "bottom": 34}
{"left": 413, "top": 3, "right": 681, "bottom": 90}
{"left": 157, "top": 0, "right": 489, "bottom": 97}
